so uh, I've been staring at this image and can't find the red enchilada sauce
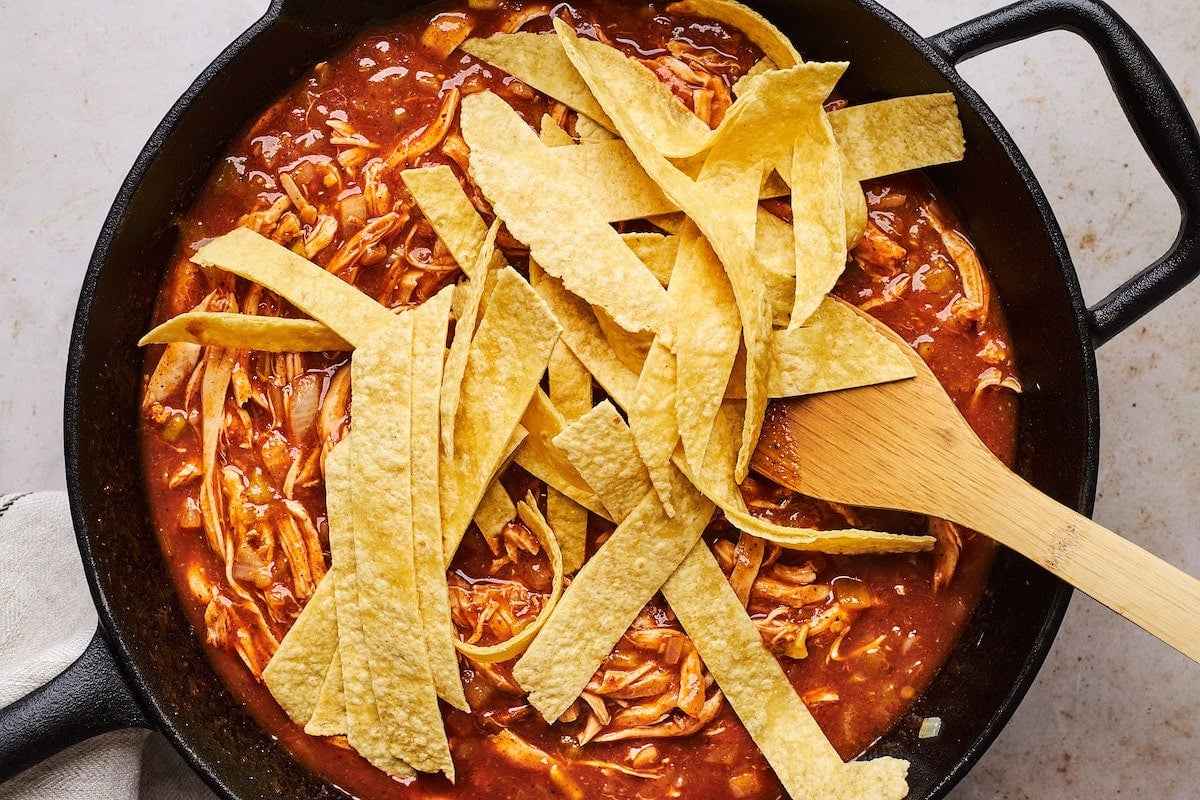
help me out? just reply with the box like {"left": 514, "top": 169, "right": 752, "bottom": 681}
{"left": 139, "top": 2, "right": 1021, "bottom": 798}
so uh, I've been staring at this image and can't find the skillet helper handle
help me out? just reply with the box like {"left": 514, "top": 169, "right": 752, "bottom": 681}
{"left": 928, "top": 0, "right": 1200, "bottom": 346}
{"left": 0, "top": 627, "right": 149, "bottom": 783}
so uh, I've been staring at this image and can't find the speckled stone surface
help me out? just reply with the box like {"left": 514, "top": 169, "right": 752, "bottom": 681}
{"left": 2, "top": 1, "right": 1197, "bottom": 797}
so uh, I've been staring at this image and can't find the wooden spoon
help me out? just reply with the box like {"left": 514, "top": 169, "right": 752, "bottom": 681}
{"left": 751, "top": 309, "right": 1200, "bottom": 664}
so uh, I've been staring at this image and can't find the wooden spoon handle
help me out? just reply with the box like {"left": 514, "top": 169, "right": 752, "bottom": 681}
{"left": 955, "top": 466, "right": 1200, "bottom": 663}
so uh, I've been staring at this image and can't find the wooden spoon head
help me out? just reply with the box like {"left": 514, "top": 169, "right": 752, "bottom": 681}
{"left": 751, "top": 309, "right": 1000, "bottom": 519}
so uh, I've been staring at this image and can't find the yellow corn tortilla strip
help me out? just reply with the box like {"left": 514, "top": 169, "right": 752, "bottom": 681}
{"left": 410, "top": 289, "right": 470, "bottom": 713}
{"left": 575, "top": 112, "right": 615, "bottom": 142}
{"left": 529, "top": 264, "right": 639, "bottom": 411}
{"left": 139, "top": 312, "right": 352, "bottom": 352}
{"left": 539, "top": 113, "right": 576, "bottom": 147}
{"left": 829, "top": 93, "right": 965, "bottom": 182}
{"left": 474, "top": 477, "right": 518, "bottom": 546}
{"left": 191, "top": 228, "right": 395, "bottom": 347}
{"left": 666, "top": 0, "right": 801, "bottom": 69}
{"left": 787, "top": 103, "right": 847, "bottom": 327}
{"left": 323, "top": 438, "right": 413, "bottom": 778}
{"left": 592, "top": 304, "right": 653, "bottom": 374}
{"left": 513, "top": 388, "right": 610, "bottom": 520}
{"left": 547, "top": 341, "right": 594, "bottom": 573}
{"left": 262, "top": 573, "right": 339, "bottom": 726}
{"left": 351, "top": 316, "right": 452, "bottom": 777}
{"left": 455, "top": 496, "right": 564, "bottom": 663}
{"left": 513, "top": 463, "right": 714, "bottom": 723}
{"left": 462, "top": 90, "right": 674, "bottom": 340}
{"left": 402, "top": 164, "right": 502, "bottom": 273}
{"left": 462, "top": 32, "right": 615, "bottom": 130}
{"left": 671, "top": 224, "right": 741, "bottom": 479}
{"left": 725, "top": 297, "right": 916, "bottom": 399}
{"left": 553, "top": 400, "right": 652, "bottom": 523}
{"left": 304, "top": 647, "right": 347, "bottom": 737}
{"left": 629, "top": 339, "right": 679, "bottom": 516}
{"left": 687, "top": 401, "right": 933, "bottom": 554}
{"left": 620, "top": 231, "right": 678, "bottom": 286}
{"left": 440, "top": 219, "right": 502, "bottom": 454}
{"left": 661, "top": 541, "right": 910, "bottom": 800}
{"left": 441, "top": 267, "right": 561, "bottom": 561}
{"left": 544, "top": 139, "right": 677, "bottom": 221}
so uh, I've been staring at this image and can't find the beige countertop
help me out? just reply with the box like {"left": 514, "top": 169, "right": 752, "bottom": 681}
{"left": 2, "top": 1, "right": 1197, "bottom": 797}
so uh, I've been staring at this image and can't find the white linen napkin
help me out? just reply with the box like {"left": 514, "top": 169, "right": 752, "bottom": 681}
{"left": 0, "top": 492, "right": 214, "bottom": 800}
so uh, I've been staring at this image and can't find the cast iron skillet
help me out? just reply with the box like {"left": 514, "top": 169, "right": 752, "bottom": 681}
{"left": 2, "top": 0, "right": 1198, "bottom": 797}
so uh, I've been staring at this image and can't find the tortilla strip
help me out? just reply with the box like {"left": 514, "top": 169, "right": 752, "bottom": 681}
{"left": 462, "top": 32, "right": 615, "bottom": 130}
{"left": 530, "top": 264, "right": 639, "bottom": 411}
{"left": 191, "top": 228, "right": 395, "bottom": 347}
{"left": 304, "top": 648, "right": 347, "bottom": 737}
{"left": 323, "top": 438, "right": 413, "bottom": 778}
{"left": 440, "top": 219, "right": 502, "bottom": 454}
{"left": 350, "top": 316, "right": 452, "bottom": 777}
{"left": 440, "top": 267, "right": 561, "bottom": 561}
{"left": 725, "top": 297, "right": 915, "bottom": 399}
{"left": 553, "top": 400, "right": 653, "bottom": 523}
{"left": 262, "top": 573, "right": 339, "bottom": 726}
{"left": 454, "top": 496, "right": 565, "bottom": 663}
{"left": 661, "top": 542, "right": 910, "bottom": 800}
{"left": 547, "top": 341, "right": 594, "bottom": 572}
{"left": 629, "top": 338, "right": 679, "bottom": 516}
{"left": 671, "top": 224, "right": 741, "bottom": 478}
{"left": 402, "top": 164, "right": 503, "bottom": 273}
{"left": 139, "top": 312, "right": 352, "bottom": 352}
{"left": 474, "top": 477, "right": 518, "bottom": 546}
{"left": 786, "top": 92, "right": 847, "bottom": 327}
{"left": 514, "top": 388, "right": 610, "bottom": 520}
{"left": 513, "top": 463, "right": 714, "bottom": 723}
{"left": 620, "top": 231, "right": 678, "bottom": 286}
{"left": 461, "top": 90, "right": 675, "bottom": 340}
{"left": 539, "top": 113, "right": 576, "bottom": 147}
{"left": 409, "top": 289, "right": 470, "bottom": 712}
{"left": 829, "top": 93, "right": 965, "bottom": 182}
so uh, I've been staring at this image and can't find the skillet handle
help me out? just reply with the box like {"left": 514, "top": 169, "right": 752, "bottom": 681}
{"left": 0, "top": 628, "right": 149, "bottom": 783}
{"left": 928, "top": 0, "right": 1200, "bottom": 346}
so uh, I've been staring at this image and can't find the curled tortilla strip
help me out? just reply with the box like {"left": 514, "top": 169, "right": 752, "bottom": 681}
{"left": 191, "top": 228, "right": 395, "bottom": 347}
{"left": 665, "top": 0, "right": 801, "bottom": 69}
{"left": 661, "top": 542, "right": 910, "bottom": 800}
{"left": 689, "top": 401, "right": 934, "bottom": 555}
{"left": 454, "top": 496, "right": 565, "bottom": 663}
{"left": 139, "top": 312, "right": 351, "bottom": 352}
